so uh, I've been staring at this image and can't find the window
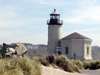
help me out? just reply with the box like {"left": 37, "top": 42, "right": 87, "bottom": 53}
{"left": 87, "top": 46, "right": 90, "bottom": 56}
{"left": 58, "top": 41, "right": 61, "bottom": 47}
{"left": 65, "top": 47, "right": 69, "bottom": 54}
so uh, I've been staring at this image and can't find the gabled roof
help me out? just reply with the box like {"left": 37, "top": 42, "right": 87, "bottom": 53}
{"left": 61, "top": 32, "right": 92, "bottom": 40}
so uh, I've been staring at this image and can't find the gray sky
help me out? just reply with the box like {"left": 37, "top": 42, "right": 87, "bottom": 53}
{"left": 0, "top": 0, "right": 100, "bottom": 45}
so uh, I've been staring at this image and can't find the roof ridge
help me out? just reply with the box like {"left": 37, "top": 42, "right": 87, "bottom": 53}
{"left": 61, "top": 32, "right": 91, "bottom": 40}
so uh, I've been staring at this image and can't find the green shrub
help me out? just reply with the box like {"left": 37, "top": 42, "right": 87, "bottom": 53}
{"left": 89, "top": 61, "right": 100, "bottom": 70}
{"left": 83, "top": 60, "right": 100, "bottom": 70}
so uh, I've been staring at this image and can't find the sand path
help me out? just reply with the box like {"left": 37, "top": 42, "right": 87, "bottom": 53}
{"left": 41, "top": 66, "right": 88, "bottom": 75}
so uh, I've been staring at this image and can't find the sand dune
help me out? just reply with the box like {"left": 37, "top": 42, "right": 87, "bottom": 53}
{"left": 41, "top": 66, "right": 88, "bottom": 75}
{"left": 42, "top": 66, "right": 100, "bottom": 75}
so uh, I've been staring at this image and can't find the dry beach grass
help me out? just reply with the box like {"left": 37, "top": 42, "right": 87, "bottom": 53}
{"left": 0, "top": 55, "right": 100, "bottom": 75}
{"left": 0, "top": 57, "right": 41, "bottom": 75}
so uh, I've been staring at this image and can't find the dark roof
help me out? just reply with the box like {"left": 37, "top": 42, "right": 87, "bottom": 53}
{"left": 61, "top": 32, "right": 92, "bottom": 40}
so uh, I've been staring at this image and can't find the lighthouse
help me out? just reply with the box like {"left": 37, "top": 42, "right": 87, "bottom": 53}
{"left": 47, "top": 9, "right": 63, "bottom": 54}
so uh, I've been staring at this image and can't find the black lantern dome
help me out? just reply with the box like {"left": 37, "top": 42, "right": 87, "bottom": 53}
{"left": 47, "top": 9, "right": 63, "bottom": 25}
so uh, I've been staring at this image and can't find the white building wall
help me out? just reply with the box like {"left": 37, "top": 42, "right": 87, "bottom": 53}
{"left": 84, "top": 40, "right": 92, "bottom": 60}
{"left": 61, "top": 39, "right": 92, "bottom": 60}
{"left": 61, "top": 39, "right": 72, "bottom": 57}
{"left": 71, "top": 39, "right": 84, "bottom": 59}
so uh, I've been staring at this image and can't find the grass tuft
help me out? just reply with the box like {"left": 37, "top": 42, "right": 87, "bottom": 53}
{"left": 0, "top": 57, "right": 41, "bottom": 75}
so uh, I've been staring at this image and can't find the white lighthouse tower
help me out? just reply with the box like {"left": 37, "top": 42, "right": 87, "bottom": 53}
{"left": 47, "top": 9, "right": 63, "bottom": 54}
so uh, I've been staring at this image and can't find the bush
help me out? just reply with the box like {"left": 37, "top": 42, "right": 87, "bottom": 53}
{"left": 38, "top": 57, "right": 49, "bottom": 66}
{"left": 82, "top": 61, "right": 90, "bottom": 69}
{"left": 55, "top": 55, "right": 80, "bottom": 72}
{"left": 83, "top": 61, "right": 100, "bottom": 70}
{"left": 72, "top": 60, "right": 84, "bottom": 69}
{"left": 0, "top": 57, "right": 41, "bottom": 75}
{"left": 46, "top": 55, "right": 55, "bottom": 64}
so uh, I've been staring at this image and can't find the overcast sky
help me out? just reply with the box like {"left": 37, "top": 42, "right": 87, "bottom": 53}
{"left": 0, "top": 0, "right": 100, "bottom": 45}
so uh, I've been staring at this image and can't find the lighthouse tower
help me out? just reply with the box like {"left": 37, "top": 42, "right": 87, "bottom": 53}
{"left": 47, "top": 9, "right": 63, "bottom": 54}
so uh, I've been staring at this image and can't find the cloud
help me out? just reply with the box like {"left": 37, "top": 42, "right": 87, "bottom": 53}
{"left": 0, "top": 0, "right": 99, "bottom": 45}
{"left": 64, "top": 5, "right": 100, "bottom": 25}
{"left": 31, "top": 0, "right": 67, "bottom": 6}
{"left": 0, "top": 6, "right": 16, "bottom": 27}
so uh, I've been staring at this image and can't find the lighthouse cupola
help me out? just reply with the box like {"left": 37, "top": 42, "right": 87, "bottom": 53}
{"left": 47, "top": 9, "right": 63, "bottom": 25}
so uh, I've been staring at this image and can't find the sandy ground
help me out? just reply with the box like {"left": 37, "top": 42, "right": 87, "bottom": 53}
{"left": 41, "top": 66, "right": 100, "bottom": 75}
{"left": 41, "top": 66, "right": 88, "bottom": 75}
{"left": 82, "top": 69, "right": 100, "bottom": 75}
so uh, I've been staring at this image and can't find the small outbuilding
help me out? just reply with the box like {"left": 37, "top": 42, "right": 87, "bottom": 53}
{"left": 59, "top": 32, "right": 92, "bottom": 60}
